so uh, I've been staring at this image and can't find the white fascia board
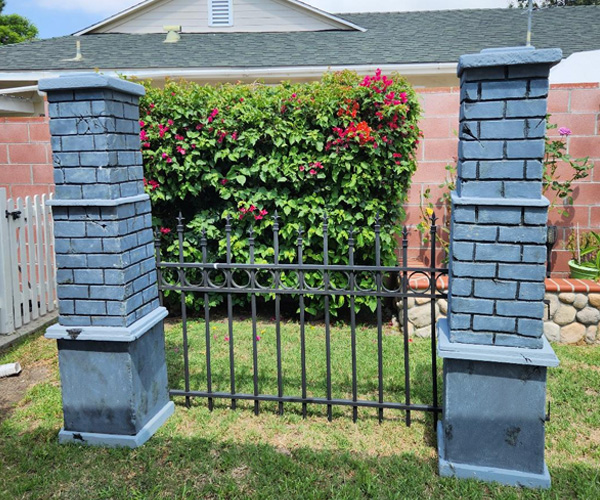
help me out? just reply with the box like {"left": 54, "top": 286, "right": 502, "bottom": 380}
{"left": 73, "top": 0, "right": 159, "bottom": 36}
{"left": 282, "top": 0, "right": 366, "bottom": 32}
{"left": 0, "top": 95, "right": 35, "bottom": 114}
{"left": 0, "top": 63, "right": 457, "bottom": 86}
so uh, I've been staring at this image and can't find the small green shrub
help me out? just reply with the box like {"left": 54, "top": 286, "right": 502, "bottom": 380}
{"left": 139, "top": 70, "right": 422, "bottom": 314}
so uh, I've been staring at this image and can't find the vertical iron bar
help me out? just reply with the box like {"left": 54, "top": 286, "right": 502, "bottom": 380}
{"left": 298, "top": 228, "right": 307, "bottom": 418}
{"left": 177, "top": 213, "right": 191, "bottom": 408}
{"left": 323, "top": 214, "right": 332, "bottom": 422}
{"left": 226, "top": 215, "right": 236, "bottom": 409}
{"left": 349, "top": 227, "right": 358, "bottom": 423}
{"left": 273, "top": 211, "right": 284, "bottom": 415}
{"left": 201, "top": 229, "right": 213, "bottom": 411}
{"left": 249, "top": 225, "right": 260, "bottom": 415}
{"left": 375, "top": 214, "right": 383, "bottom": 423}
{"left": 402, "top": 226, "right": 411, "bottom": 427}
{"left": 430, "top": 213, "right": 439, "bottom": 430}
{"left": 154, "top": 232, "right": 164, "bottom": 307}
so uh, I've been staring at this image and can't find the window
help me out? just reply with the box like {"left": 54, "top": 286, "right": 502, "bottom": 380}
{"left": 209, "top": 0, "right": 233, "bottom": 27}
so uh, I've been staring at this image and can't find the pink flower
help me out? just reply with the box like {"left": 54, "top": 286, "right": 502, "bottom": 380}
{"left": 166, "top": 157, "right": 172, "bottom": 163}
{"left": 239, "top": 98, "right": 244, "bottom": 102}
{"left": 309, "top": 169, "right": 317, "bottom": 175}
{"left": 311, "top": 161, "right": 323, "bottom": 169}
{"left": 196, "top": 124, "right": 203, "bottom": 130}
{"left": 254, "top": 215, "right": 263, "bottom": 220}
{"left": 171, "top": 92, "right": 176, "bottom": 96}
{"left": 139, "top": 120, "right": 145, "bottom": 127}
{"left": 559, "top": 127, "right": 572, "bottom": 136}
{"left": 162, "top": 152, "right": 168, "bottom": 159}
{"left": 175, "top": 134, "right": 184, "bottom": 141}
{"left": 167, "top": 119, "right": 174, "bottom": 126}
{"left": 143, "top": 142, "right": 151, "bottom": 148}
{"left": 259, "top": 209, "right": 268, "bottom": 216}
{"left": 140, "top": 130, "right": 148, "bottom": 141}
{"left": 256, "top": 335, "right": 261, "bottom": 341}
{"left": 393, "top": 153, "right": 402, "bottom": 158}
{"left": 249, "top": 205, "right": 256, "bottom": 212}
{"left": 221, "top": 179, "right": 228, "bottom": 185}
{"left": 299, "top": 166, "right": 305, "bottom": 171}
{"left": 149, "top": 103, "right": 155, "bottom": 109}
{"left": 176, "top": 145, "right": 186, "bottom": 155}
{"left": 231, "top": 131, "right": 238, "bottom": 141}
{"left": 224, "top": 336, "right": 229, "bottom": 342}
{"left": 160, "top": 227, "right": 171, "bottom": 234}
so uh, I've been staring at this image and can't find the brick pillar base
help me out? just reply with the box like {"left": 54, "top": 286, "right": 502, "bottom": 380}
{"left": 437, "top": 47, "right": 561, "bottom": 488}
{"left": 39, "top": 74, "right": 173, "bottom": 447}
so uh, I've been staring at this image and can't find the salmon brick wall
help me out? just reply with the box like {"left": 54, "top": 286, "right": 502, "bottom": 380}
{"left": 0, "top": 84, "right": 598, "bottom": 276}
{"left": 408, "top": 83, "right": 600, "bottom": 276}
{"left": 0, "top": 115, "right": 53, "bottom": 200}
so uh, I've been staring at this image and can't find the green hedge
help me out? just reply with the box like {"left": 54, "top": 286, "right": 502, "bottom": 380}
{"left": 139, "top": 70, "right": 422, "bottom": 314}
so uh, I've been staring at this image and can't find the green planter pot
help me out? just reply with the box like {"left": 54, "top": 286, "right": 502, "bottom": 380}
{"left": 568, "top": 260, "right": 599, "bottom": 280}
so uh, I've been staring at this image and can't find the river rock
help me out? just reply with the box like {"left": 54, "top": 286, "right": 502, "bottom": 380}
{"left": 543, "top": 322, "right": 560, "bottom": 342}
{"left": 573, "top": 294, "right": 588, "bottom": 310}
{"left": 544, "top": 293, "right": 560, "bottom": 317}
{"left": 558, "top": 293, "right": 575, "bottom": 304}
{"left": 560, "top": 323, "right": 586, "bottom": 344}
{"left": 576, "top": 307, "right": 600, "bottom": 325}
{"left": 585, "top": 325, "right": 597, "bottom": 344}
{"left": 554, "top": 304, "right": 577, "bottom": 326}
{"left": 589, "top": 293, "right": 600, "bottom": 308}
{"left": 408, "top": 304, "right": 433, "bottom": 328}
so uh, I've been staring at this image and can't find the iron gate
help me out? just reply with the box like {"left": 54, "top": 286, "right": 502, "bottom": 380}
{"left": 156, "top": 212, "right": 447, "bottom": 427}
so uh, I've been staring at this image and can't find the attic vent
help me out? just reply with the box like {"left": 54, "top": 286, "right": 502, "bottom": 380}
{"left": 209, "top": 0, "right": 232, "bottom": 27}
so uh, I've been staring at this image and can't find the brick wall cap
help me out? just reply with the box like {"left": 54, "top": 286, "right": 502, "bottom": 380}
{"left": 452, "top": 192, "right": 549, "bottom": 207}
{"left": 38, "top": 73, "right": 145, "bottom": 97}
{"left": 47, "top": 193, "right": 149, "bottom": 207}
{"left": 437, "top": 318, "right": 559, "bottom": 365}
{"left": 457, "top": 46, "right": 562, "bottom": 76}
{"left": 45, "top": 306, "right": 167, "bottom": 342}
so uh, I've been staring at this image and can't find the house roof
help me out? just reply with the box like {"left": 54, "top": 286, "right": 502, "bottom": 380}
{"left": 0, "top": 7, "right": 599, "bottom": 73}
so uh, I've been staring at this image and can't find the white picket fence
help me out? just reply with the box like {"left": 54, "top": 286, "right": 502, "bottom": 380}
{"left": 0, "top": 188, "right": 57, "bottom": 335}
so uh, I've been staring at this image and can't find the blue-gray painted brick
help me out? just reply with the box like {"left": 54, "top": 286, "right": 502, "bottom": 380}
{"left": 529, "top": 79, "right": 549, "bottom": 98}
{"left": 104, "top": 269, "right": 125, "bottom": 285}
{"left": 475, "top": 243, "right": 521, "bottom": 262}
{"left": 517, "top": 318, "right": 544, "bottom": 338}
{"left": 519, "top": 282, "right": 545, "bottom": 301}
{"left": 91, "top": 316, "right": 127, "bottom": 327}
{"left": 129, "top": 245, "right": 148, "bottom": 265}
{"left": 142, "top": 284, "right": 158, "bottom": 303}
{"left": 124, "top": 263, "right": 141, "bottom": 283}
{"left": 137, "top": 229, "right": 154, "bottom": 246}
{"left": 128, "top": 166, "right": 144, "bottom": 181}
{"left": 87, "top": 254, "right": 124, "bottom": 268}
{"left": 478, "top": 160, "right": 525, "bottom": 180}
{"left": 52, "top": 207, "right": 68, "bottom": 220}
{"left": 461, "top": 82, "right": 478, "bottom": 102}
{"left": 454, "top": 206, "right": 476, "bottom": 223}
{"left": 461, "top": 181, "right": 503, "bottom": 198}
{"left": 79, "top": 152, "right": 116, "bottom": 167}
{"left": 506, "top": 139, "right": 545, "bottom": 159}
{"left": 77, "top": 117, "right": 116, "bottom": 135}
{"left": 56, "top": 269, "right": 74, "bottom": 284}
{"left": 122, "top": 234, "right": 138, "bottom": 250}
{"left": 523, "top": 207, "right": 547, "bottom": 225}
{"left": 126, "top": 135, "right": 141, "bottom": 150}
{"left": 55, "top": 254, "right": 86, "bottom": 268}
{"left": 480, "top": 80, "right": 527, "bottom": 101}
{"left": 526, "top": 118, "right": 546, "bottom": 138}
{"left": 479, "top": 119, "right": 527, "bottom": 140}
{"left": 50, "top": 136, "right": 62, "bottom": 152}
{"left": 498, "top": 263, "right": 546, "bottom": 281}
{"left": 504, "top": 181, "right": 543, "bottom": 199}
{"left": 118, "top": 151, "right": 137, "bottom": 165}
{"left": 59, "top": 316, "right": 92, "bottom": 327}
{"left": 450, "top": 313, "right": 471, "bottom": 329}
{"left": 116, "top": 204, "right": 136, "bottom": 219}
{"left": 522, "top": 245, "right": 547, "bottom": 263}
{"left": 82, "top": 184, "right": 112, "bottom": 199}
{"left": 508, "top": 64, "right": 550, "bottom": 79}
{"left": 54, "top": 221, "right": 86, "bottom": 238}
{"left": 125, "top": 292, "right": 144, "bottom": 314}
{"left": 473, "top": 280, "right": 517, "bottom": 299}
{"left": 472, "top": 315, "right": 515, "bottom": 332}
{"left": 451, "top": 297, "right": 494, "bottom": 314}
{"left": 450, "top": 278, "right": 473, "bottom": 296}
{"left": 56, "top": 101, "right": 92, "bottom": 118}
{"left": 495, "top": 334, "right": 542, "bottom": 348}
{"left": 134, "top": 200, "right": 151, "bottom": 215}
{"left": 478, "top": 206, "right": 521, "bottom": 224}
{"left": 115, "top": 119, "right": 135, "bottom": 134}
{"left": 53, "top": 152, "right": 80, "bottom": 167}
{"left": 462, "top": 66, "right": 506, "bottom": 82}
{"left": 75, "top": 300, "right": 107, "bottom": 316}
{"left": 123, "top": 103, "right": 140, "bottom": 120}
{"left": 102, "top": 238, "right": 123, "bottom": 253}
{"left": 64, "top": 168, "right": 98, "bottom": 184}
{"left": 92, "top": 100, "right": 124, "bottom": 117}
{"left": 57, "top": 285, "right": 89, "bottom": 299}
{"left": 106, "top": 301, "right": 127, "bottom": 315}
{"left": 525, "top": 160, "right": 544, "bottom": 180}
{"left": 120, "top": 181, "right": 141, "bottom": 197}
{"left": 73, "top": 89, "right": 111, "bottom": 101}
{"left": 499, "top": 226, "right": 546, "bottom": 244}
{"left": 452, "top": 262, "right": 497, "bottom": 278}
{"left": 58, "top": 300, "right": 75, "bottom": 314}
{"left": 497, "top": 300, "right": 545, "bottom": 318}
{"left": 454, "top": 224, "right": 497, "bottom": 241}
{"left": 460, "top": 101, "right": 505, "bottom": 120}
{"left": 139, "top": 257, "right": 156, "bottom": 275}
{"left": 90, "top": 286, "right": 127, "bottom": 300}
{"left": 69, "top": 206, "right": 99, "bottom": 220}
{"left": 86, "top": 221, "right": 120, "bottom": 238}
{"left": 459, "top": 140, "right": 504, "bottom": 160}
{"left": 46, "top": 90, "right": 74, "bottom": 103}
{"left": 54, "top": 239, "right": 71, "bottom": 254}
{"left": 452, "top": 241, "right": 475, "bottom": 260}
{"left": 450, "top": 330, "right": 494, "bottom": 345}
{"left": 61, "top": 135, "right": 95, "bottom": 152}
{"left": 49, "top": 118, "right": 78, "bottom": 136}
{"left": 71, "top": 238, "right": 103, "bottom": 254}
{"left": 506, "top": 99, "right": 547, "bottom": 118}
{"left": 133, "top": 274, "right": 151, "bottom": 293}
{"left": 74, "top": 269, "right": 104, "bottom": 284}
{"left": 458, "top": 161, "right": 477, "bottom": 179}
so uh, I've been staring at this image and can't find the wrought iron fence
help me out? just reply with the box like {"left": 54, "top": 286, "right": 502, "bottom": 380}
{"left": 156, "top": 212, "right": 447, "bottom": 427}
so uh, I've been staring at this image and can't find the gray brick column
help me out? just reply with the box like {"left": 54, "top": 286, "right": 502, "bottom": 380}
{"left": 39, "top": 74, "right": 173, "bottom": 447}
{"left": 436, "top": 48, "right": 561, "bottom": 488}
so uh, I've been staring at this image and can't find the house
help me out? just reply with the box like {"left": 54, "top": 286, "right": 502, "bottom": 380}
{"left": 0, "top": 1, "right": 599, "bottom": 276}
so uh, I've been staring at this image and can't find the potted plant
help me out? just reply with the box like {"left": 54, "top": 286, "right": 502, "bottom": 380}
{"left": 567, "top": 226, "right": 600, "bottom": 280}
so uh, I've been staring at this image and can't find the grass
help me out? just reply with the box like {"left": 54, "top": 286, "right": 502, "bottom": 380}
{"left": 0, "top": 318, "right": 599, "bottom": 499}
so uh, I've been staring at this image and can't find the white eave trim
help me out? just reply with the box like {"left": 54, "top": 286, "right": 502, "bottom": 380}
{"left": 73, "top": 0, "right": 365, "bottom": 35}
{"left": 0, "top": 63, "right": 458, "bottom": 84}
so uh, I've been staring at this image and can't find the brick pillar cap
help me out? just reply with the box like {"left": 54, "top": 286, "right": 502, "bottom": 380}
{"left": 38, "top": 72, "right": 145, "bottom": 97}
{"left": 457, "top": 46, "right": 562, "bottom": 76}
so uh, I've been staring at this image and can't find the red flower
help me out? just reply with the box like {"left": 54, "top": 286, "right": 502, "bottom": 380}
{"left": 309, "top": 169, "right": 317, "bottom": 175}
{"left": 221, "top": 179, "right": 228, "bottom": 185}
{"left": 160, "top": 227, "right": 171, "bottom": 234}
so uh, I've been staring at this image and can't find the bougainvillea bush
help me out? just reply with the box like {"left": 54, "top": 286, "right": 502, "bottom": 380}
{"left": 139, "top": 70, "right": 422, "bottom": 314}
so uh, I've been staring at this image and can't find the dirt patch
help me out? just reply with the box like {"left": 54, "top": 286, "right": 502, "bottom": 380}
{"left": 0, "top": 363, "right": 50, "bottom": 422}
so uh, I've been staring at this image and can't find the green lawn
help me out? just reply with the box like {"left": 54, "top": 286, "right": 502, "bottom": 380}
{"left": 0, "top": 319, "right": 599, "bottom": 499}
